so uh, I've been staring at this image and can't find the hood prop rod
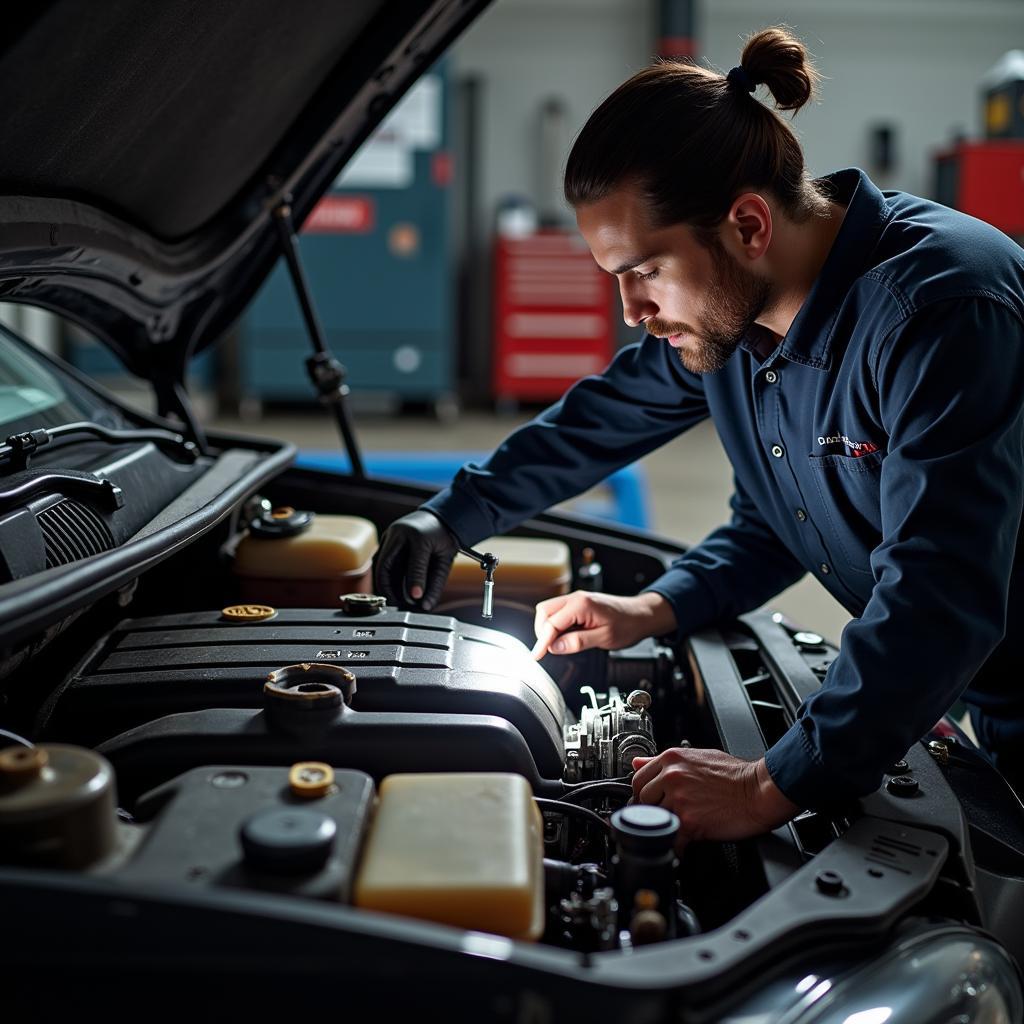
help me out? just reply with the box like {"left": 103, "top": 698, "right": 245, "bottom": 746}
{"left": 272, "top": 198, "right": 365, "bottom": 478}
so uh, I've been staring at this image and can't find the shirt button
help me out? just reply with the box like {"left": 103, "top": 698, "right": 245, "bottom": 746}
{"left": 820, "top": 563, "right": 831, "bottom": 575}
{"left": 771, "top": 444, "right": 785, "bottom": 458}
{"left": 765, "top": 370, "right": 779, "bottom": 384}
{"left": 796, "top": 508, "right": 807, "bottom": 521}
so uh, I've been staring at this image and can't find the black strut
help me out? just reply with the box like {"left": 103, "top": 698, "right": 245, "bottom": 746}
{"left": 272, "top": 198, "right": 366, "bottom": 478}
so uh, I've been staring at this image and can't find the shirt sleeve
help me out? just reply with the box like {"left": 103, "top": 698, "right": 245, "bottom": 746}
{"left": 766, "top": 297, "right": 1024, "bottom": 809}
{"left": 424, "top": 334, "right": 709, "bottom": 546}
{"left": 644, "top": 474, "right": 807, "bottom": 638}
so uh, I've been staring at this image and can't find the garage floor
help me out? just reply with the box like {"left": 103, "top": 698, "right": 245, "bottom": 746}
{"left": 207, "top": 404, "right": 854, "bottom": 646}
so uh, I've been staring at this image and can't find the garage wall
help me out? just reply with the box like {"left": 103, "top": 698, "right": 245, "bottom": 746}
{"left": 451, "top": 0, "right": 656, "bottom": 240}
{"left": 453, "top": 0, "right": 1024, "bottom": 233}
{"left": 703, "top": 0, "right": 1024, "bottom": 199}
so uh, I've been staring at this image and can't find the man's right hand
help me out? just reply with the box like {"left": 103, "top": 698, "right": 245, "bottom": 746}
{"left": 531, "top": 590, "right": 677, "bottom": 659}
{"left": 373, "top": 509, "right": 460, "bottom": 611}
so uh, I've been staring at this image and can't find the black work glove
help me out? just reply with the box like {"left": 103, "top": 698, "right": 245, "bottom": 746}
{"left": 374, "top": 509, "right": 461, "bottom": 611}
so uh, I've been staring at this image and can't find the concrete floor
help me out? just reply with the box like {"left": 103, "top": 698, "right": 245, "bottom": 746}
{"left": 207, "top": 404, "right": 854, "bottom": 645}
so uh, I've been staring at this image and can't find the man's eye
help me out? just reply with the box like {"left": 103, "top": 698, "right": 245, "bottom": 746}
{"left": 635, "top": 269, "right": 658, "bottom": 281}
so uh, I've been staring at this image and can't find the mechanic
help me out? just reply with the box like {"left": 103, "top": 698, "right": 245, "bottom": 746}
{"left": 375, "top": 27, "right": 1024, "bottom": 843}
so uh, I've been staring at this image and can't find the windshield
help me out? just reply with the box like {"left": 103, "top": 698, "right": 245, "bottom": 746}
{"left": 0, "top": 324, "right": 121, "bottom": 436}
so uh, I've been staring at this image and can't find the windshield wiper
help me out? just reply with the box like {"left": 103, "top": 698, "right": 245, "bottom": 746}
{"left": 0, "top": 470, "right": 124, "bottom": 514}
{"left": 0, "top": 421, "right": 200, "bottom": 473}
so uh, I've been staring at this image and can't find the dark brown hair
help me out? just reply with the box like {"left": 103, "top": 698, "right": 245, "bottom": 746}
{"left": 563, "top": 26, "right": 828, "bottom": 235}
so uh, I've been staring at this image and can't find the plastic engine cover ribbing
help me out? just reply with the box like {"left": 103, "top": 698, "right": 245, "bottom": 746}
{"left": 40, "top": 608, "right": 567, "bottom": 778}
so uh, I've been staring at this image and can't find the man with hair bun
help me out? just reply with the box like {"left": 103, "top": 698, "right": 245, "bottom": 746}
{"left": 376, "top": 27, "right": 1024, "bottom": 842}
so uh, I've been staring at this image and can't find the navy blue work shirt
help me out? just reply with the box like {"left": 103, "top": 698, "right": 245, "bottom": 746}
{"left": 426, "top": 169, "right": 1024, "bottom": 809}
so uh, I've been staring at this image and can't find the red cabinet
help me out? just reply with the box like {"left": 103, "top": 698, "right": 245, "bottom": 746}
{"left": 492, "top": 231, "right": 615, "bottom": 403}
{"left": 934, "top": 141, "right": 1024, "bottom": 236}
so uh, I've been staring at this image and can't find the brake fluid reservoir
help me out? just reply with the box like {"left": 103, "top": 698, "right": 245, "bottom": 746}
{"left": 234, "top": 508, "right": 378, "bottom": 607}
{"left": 0, "top": 744, "right": 118, "bottom": 868}
{"left": 353, "top": 773, "right": 544, "bottom": 940}
{"left": 442, "top": 537, "right": 571, "bottom": 607}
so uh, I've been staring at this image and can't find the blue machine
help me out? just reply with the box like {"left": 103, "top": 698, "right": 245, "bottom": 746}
{"left": 241, "top": 63, "right": 455, "bottom": 411}
{"left": 296, "top": 450, "right": 651, "bottom": 530}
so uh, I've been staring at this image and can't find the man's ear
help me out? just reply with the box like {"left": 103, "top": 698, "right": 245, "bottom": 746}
{"left": 724, "top": 193, "right": 772, "bottom": 260}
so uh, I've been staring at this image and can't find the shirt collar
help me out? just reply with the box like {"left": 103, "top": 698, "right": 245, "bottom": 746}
{"left": 764, "top": 168, "right": 892, "bottom": 371}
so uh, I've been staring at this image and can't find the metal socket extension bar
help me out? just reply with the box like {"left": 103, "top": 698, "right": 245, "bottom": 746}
{"left": 458, "top": 546, "right": 499, "bottom": 618}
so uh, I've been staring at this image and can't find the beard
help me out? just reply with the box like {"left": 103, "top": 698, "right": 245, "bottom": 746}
{"left": 648, "top": 238, "right": 774, "bottom": 374}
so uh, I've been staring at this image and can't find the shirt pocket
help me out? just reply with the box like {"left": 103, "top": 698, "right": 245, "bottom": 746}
{"left": 808, "top": 450, "right": 885, "bottom": 576}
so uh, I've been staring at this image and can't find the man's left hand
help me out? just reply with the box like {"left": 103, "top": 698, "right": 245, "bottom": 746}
{"left": 631, "top": 748, "right": 801, "bottom": 848}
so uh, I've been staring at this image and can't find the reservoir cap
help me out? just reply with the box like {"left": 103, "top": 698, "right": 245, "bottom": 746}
{"left": 611, "top": 805, "right": 680, "bottom": 854}
{"left": 240, "top": 807, "right": 337, "bottom": 873}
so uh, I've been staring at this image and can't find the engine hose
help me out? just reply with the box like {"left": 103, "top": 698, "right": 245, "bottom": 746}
{"left": 534, "top": 797, "right": 610, "bottom": 832}
{"left": 559, "top": 781, "right": 634, "bottom": 806}
{"left": 562, "top": 774, "right": 632, "bottom": 790}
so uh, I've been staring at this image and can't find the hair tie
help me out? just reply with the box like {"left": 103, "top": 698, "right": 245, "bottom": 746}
{"left": 726, "top": 65, "right": 755, "bottom": 93}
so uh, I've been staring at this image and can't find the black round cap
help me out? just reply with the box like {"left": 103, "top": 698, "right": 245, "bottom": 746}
{"left": 239, "top": 807, "right": 337, "bottom": 874}
{"left": 611, "top": 805, "right": 680, "bottom": 854}
{"left": 886, "top": 774, "right": 920, "bottom": 797}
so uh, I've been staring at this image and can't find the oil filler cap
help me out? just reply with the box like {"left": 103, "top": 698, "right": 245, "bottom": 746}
{"left": 265, "top": 663, "right": 356, "bottom": 708}
{"left": 249, "top": 506, "right": 314, "bottom": 539}
{"left": 0, "top": 745, "right": 48, "bottom": 793}
{"left": 221, "top": 604, "right": 277, "bottom": 623}
{"left": 341, "top": 593, "right": 386, "bottom": 616}
{"left": 239, "top": 807, "right": 337, "bottom": 874}
{"left": 289, "top": 762, "right": 335, "bottom": 799}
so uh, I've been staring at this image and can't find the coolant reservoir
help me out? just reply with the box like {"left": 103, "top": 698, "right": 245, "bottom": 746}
{"left": 0, "top": 744, "right": 118, "bottom": 868}
{"left": 353, "top": 773, "right": 544, "bottom": 940}
{"left": 234, "top": 508, "right": 378, "bottom": 607}
{"left": 442, "top": 537, "right": 571, "bottom": 607}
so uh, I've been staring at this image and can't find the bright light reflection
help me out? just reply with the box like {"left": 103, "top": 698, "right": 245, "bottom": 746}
{"left": 808, "top": 980, "right": 833, "bottom": 1002}
{"left": 796, "top": 975, "right": 819, "bottom": 994}
{"left": 843, "top": 1009, "right": 893, "bottom": 1024}
{"left": 461, "top": 933, "right": 514, "bottom": 961}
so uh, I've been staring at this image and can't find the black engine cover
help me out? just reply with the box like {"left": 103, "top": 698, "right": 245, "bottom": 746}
{"left": 39, "top": 607, "right": 567, "bottom": 778}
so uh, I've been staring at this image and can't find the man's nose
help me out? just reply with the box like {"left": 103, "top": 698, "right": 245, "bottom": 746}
{"left": 620, "top": 281, "right": 656, "bottom": 328}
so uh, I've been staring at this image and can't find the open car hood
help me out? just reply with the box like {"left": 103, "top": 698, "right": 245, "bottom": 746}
{"left": 0, "top": 0, "right": 488, "bottom": 385}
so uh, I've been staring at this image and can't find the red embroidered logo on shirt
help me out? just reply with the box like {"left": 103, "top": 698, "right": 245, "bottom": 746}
{"left": 816, "top": 433, "right": 880, "bottom": 458}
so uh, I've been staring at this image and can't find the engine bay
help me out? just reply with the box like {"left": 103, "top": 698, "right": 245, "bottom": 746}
{"left": 2, "top": 483, "right": 1021, "bottom": 1008}
{"left": 17, "top": 592, "right": 717, "bottom": 948}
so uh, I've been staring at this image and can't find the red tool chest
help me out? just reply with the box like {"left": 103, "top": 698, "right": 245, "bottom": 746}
{"left": 492, "top": 230, "right": 615, "bottom": 403}
{"left": 934, "top": 141, "right": 1024, "bottom": 236}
